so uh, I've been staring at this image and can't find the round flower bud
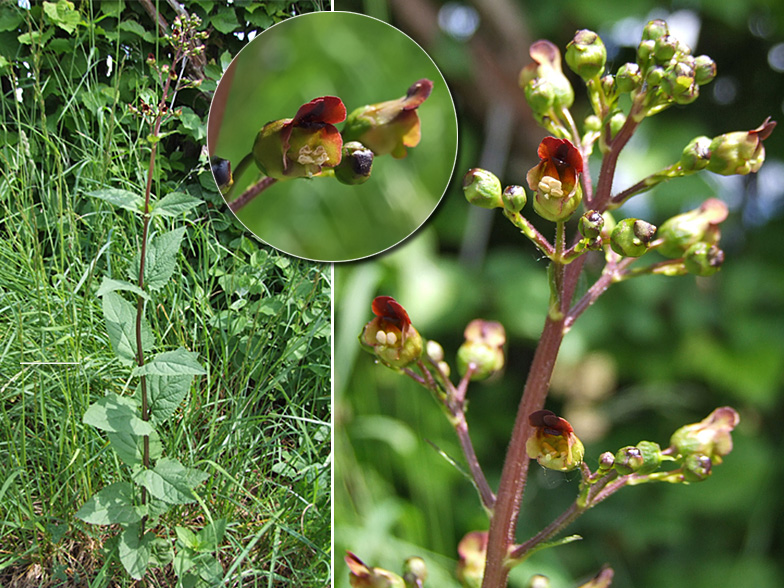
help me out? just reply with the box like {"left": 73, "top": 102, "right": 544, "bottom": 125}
{"left": 653, "top": 34, "right": 678, "bottom": 65}
{"left": 633, "top": 440, "right": 663, "bottom": 474}
{"left": 502, "top": 185, "right": 527, "bottom": 213}
{"left": 609, "top": 112, "right": 626, "bottom": 139}
{"left": 403, "top": 557, "right": 427, "bottom": 588}
{"left": 579, "top": 210, "right": 604, "bottom": 239}
{"left": 584, "top": 114, "right": 602, "bottom": 132}
{"left": 610, "top": 218, "right": 656, "bottom": 257}
{"left": 682, "top": 453, "right": 712, "bottom": 483}
{"left": 565, "top": 29, "right": 607, "bottom": 80}
{"left": 680, "top": 136, "right": 712, "bottom": 172}
{"left": 519, "top": 40, "right": 575, "bottom": 114}
{"left": 694, "top": 55, "right": 717, "bottom": 85}
{"left": 334, "top": 141, "right": 374, "bottom": 185}
{"left": 598, "top": 451, "right": 615, "bottom": 471}
{"left": 613, "top": 446, "right": 644, "bottom": 475}
{"left": 463, "top": 168, "right": 503, "bottom": 209}
{"left": 615, "top": 63, "right": 642, "bottom": 93}
{"left": 684, "top": 242, "right": 724, "bottom": 276}
{"left": 636, "top": 39, "right": 656, "bottom": 69}
{"left": 457, "top": 531, "right": 488, "bottom": 588}
{"left": 642, "top": 19, "right": 669, "bottom": 42}
{"left": 646, "top": 65, "right": 665, "bottom": 86}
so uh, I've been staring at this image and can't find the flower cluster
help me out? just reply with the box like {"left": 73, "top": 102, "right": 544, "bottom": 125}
{"left": 251, "top": 80, "right": 432, "bottom": 183}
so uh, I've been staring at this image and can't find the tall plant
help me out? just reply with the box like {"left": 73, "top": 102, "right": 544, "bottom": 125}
{"left": 347, "top": 21, "right": 774, "bottom": 588}
{"left": 74, "top": 15, "right": 221, "bottom": 585}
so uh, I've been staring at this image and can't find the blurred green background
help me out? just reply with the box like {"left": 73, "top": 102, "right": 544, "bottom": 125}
{"left": 211, "top": 11, "right": 457, "bottom": 261}
{"left": 334, "top": 0, "right": 784, "bottom": 587}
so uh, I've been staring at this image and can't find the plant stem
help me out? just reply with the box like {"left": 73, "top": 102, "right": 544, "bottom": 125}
{"left": 482, "top": 251, "right": 586, "bottom": 588}
{"left": 228, "top": 176, "right": 278, "bottom": 213}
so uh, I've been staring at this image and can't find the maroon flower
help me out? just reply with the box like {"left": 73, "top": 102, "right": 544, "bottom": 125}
{"left": 526, "top": 137, "right": 584, "bottom": 222}
{"left": 252, "top": 96, "right": 347, "bottom": 180}
{"left": 360, "top": 296, "right": 423, "bottom": 369}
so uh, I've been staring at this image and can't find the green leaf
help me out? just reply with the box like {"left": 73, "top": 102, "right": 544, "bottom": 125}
{"left": 0, "top": 3, "right": 24, "bottom": 32}
{"left": 83, "top": 393, "right": 154, "bottom": 436}
{"left": 133, "top": 348, "right": 206, "bottom": 378}
{"left": 119, "top": 523, "right": 155, "bottom": 580}
{"left": 43, "top": 0, "right": 81, "bottom": 34}
{"left": 96, "top": 277, "right": 150, "bottom": 301}
{"left": 107, "top": 426, "right": 162, "bottom": 466}
{"left": 75, "top": 482, "right": 142, "bottom": 526}
{"left": 177, "top": 107, "right": 206, "bottom": 142}
{"left": 88, "top": 188, "right": 144, "bottom": 214}
{"left": 102, "top": 291, "right": 154, "bottom": 365}
{"left": 151, "top": 192, "right": 202, "bottom": 218}
{"left": 196, "top": 519, "right": 226, "bottom": 552}
{"left": 144, "top": 373, "right": 194, "bottom": 423}
{"left": 133, "top": 458, "right": 209, "bottom": 505}
{"left": 209, "top": 9, "right": 239, "bottom": 34}
{"left": 128, "top": 227, "right": 186, "bottom": 291}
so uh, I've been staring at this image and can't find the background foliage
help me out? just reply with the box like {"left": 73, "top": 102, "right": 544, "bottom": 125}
{"left": 335, "top": 0, "right": 784, "bottom": 587}
{"left": 0, "top": 1, "right": 329, "bottom": 586}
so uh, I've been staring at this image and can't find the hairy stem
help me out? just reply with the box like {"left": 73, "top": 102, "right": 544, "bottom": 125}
{"left": 228, "top": 176, "right": 278, "bottom": 213}
{"left": 481, "top": 254, "right": 586, "bottom": 588}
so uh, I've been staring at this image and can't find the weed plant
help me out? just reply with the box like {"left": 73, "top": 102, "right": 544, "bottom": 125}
{"left": 0, "top": 2, "right": 329, "bottom": 586}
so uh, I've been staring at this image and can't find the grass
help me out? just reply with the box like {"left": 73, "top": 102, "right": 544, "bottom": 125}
{"left": 0, "top": 7, "right": 330, "bottom": 587}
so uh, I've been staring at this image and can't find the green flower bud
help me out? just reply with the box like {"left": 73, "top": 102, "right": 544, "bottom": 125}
{"left": 642, "top": 19, "right": 669, "bottom": 42}
{"left": 610, "top": 218, "right": 656, "bottom": 257}
{"left": 637, "top": 38, "right": 656, "bottom": 65}
{"left": 600, "top": 211, "right": 616, "bottom": 241}
{"left": 684, "top": 242, "right": 724, "bottom": 276}
{"left": 600, "top": 74, "right": 615, "bottom": 97}
{"left": 653, "top": 34, "right": 678, "bottom": 65}
{"left": 519, "top": 40, "right": 574, "bottom": 115}
{"left": 682, "top": 453, "right": 712, "bottom": 483}
{"left": 680, "top": 136, "right": 713, "bottom": 172}
{"left": 658, "top": 198, "right": 728, "bottom": 258}
{"left": 707, "top": 118, "right": 776, "bottom": 176}
{"left": 661, "top": 61, "right": 696, "bottom": 101}
{"left": 463, "top": 168, "right": 503, "bottom": 209}
{"left": 670, "top": 406, "right": 740, "bottom": 465}
{"left": 609, "top": 112, "right": 626, "bottom": 139}
{"left": 646, "top": 65, "right": 665, "bottom": 86}
{"left": 615, "top": 63, "right": 642, "bottom": 93}
{"left": 634, "top": 440, "right": 663, "bottom": 474}
{"left": 694, "top": 55, "right": 717, "bottom": 85}
{"left": 334, "top": 142, "right": 374, "bottom": 185}
{"left": 346, "top": 552, "right": 406, "bottom": 588}
{"left": 457, "top": 319, "right": 506, "bottom": 381}
{"left": 598, "top": 451, "right": 615, "bottom": 471}
{"left": 578, "top": 210, "right": 604, "bottom": 239}
{"left": 613, "top": 445, "right": 644, "bottom": 475}
{"left": 361, "top": 296, "right": 423, "bottom": 369}
{"left": 584, "top": 114, "right": 602, "bottom": 132}
{"left": 425, "top": 340, "right": 444, "bottom": 362}
{"left": 456, "top": 531, "right": 487, "bottom": 588}
{"left": 526, "top": 410, "right": 585, "bottom": 472}
{"left": 528, "top": 576, "right": 551, "bottom": 588}
{"left": 403, "top": 557, "right": 427, "bottom": 588}
{"left": 502, "top": 185, "right": 527, "bottom": 213}
{"left": 565, "top": 29, "right": 607, "bottom": 80}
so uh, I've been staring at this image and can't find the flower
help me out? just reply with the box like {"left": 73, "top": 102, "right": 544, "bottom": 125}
{"left": 342, "top": 79, "right": 433, "bottom": 159}
{"left": 346, "top": 552, "right": 406, "bottom": 588}
{"left": 360, "top": 296, "right": 423, "bottom": 369}
{"left": 707, "top": 117, "right": 776, "bottom": 176}
{"left": 526, "top": 137, "right": 584, "bottom": 222}
{"left": 526, "top": 410, "right": 585, "bottom": 472}
{"left": 670, "top": 406, "right": 739, "bottom": 465}
{"left": 519, "top": 40, "right": 574, "bottom": 116}
{"left": 252, "top": 96, "right": 346, "bottom": 180}
{"left": 456, "top": 319, "right": 506, "bottom": 381}
{"left": 456, "top": 531, "right": 488, "bottom": 588}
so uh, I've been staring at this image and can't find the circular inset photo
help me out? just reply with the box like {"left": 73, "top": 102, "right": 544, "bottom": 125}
{"left": 208, "top": 11, "right": 457, "bottom": 262}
